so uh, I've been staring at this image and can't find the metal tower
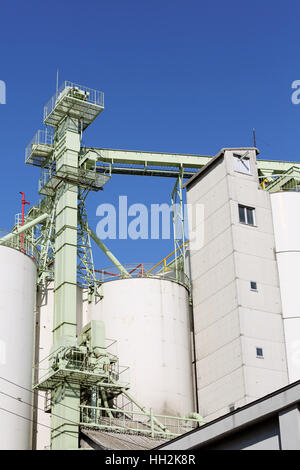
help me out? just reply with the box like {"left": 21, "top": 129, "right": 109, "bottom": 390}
{"left": 27, "top": 82, "right": 109, "bottom": 449}
{"left": 21, "top": 82, "right": 203, "bottom": 449}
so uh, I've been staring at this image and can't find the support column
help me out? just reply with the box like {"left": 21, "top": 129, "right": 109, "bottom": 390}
{"left": 51, "top": 118, "right": 81, "bottom": 450}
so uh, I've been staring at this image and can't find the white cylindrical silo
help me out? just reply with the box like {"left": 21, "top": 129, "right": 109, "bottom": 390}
{"left": 83, "top": 277, "right": 195, "bottom": 417}
{"left": 271, "top": 192, "right": 300, "bottom": 383}
{"left": 0, "top": 245, "right": 36, "bottom": 449}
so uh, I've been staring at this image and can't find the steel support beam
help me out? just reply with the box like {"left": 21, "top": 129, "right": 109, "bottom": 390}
{"left": 0, "top": 213, "right": 49, "bottom": 244}
{"left": 85, "top": 147, "right": 300, "bottom": 177}
{"left": 85, "top": 148, "right": 212, "bottom": 168}
{"left": 88, "top": 227, "right": 130, "bottom": 278}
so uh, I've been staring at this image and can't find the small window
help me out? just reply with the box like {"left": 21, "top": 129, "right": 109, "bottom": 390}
{"left": 233, "top": 153, "right": 251, "bottom": 175}
{"left": 238, "top": 204, "right": 256, "bottom": 226}
{"left": 256, "top": 347, "right": 264, "bottom": 358}
{"left": 250, "top": 281, "right": 258, "bottom": 291}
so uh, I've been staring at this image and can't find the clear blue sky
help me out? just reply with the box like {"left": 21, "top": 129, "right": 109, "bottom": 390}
{"left": 0, "top": 0, "right": 300, "bottom": 268}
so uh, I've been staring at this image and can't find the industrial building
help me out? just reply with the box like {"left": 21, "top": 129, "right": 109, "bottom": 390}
{"left": 0, "top": 81, "right": 299, "bottom": 450}
{"left": 155, "top": 380, "right": 300, "bottom": 450}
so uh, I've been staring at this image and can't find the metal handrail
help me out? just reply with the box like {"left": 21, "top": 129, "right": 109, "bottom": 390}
{"left": 25, "top": 129, "right": 54, "bottom": 163}
{"left": 94, "top": 262, "right": 189, "bottom": 288}
{"left": 258, "top": 171, "right": 300, "bottom": 192}
{"left": 80, "top": 404, "right": 203, "bottom": 438}
{"left": 44, "top": 81, "right": 104, "bottom": 122}
{"left": 146, "top": 240, "right": 189, "bottom": 274}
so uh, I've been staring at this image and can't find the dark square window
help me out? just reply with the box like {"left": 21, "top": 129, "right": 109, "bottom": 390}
{"left": 246, "top": 207, "right": 254, "bottom": 225}
{"left": 256, "top": 347, "right": 264, "bottom": 358}
{"left": 238, "top": 204, "right": 256, "bottom": 226}
{"left": 238, "top": 205, "right": 246, "bottom": 223}
{"left": 250, "top": 281, "right": 258, "bottom": 291}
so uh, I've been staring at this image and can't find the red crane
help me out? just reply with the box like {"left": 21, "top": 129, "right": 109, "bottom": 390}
{"left": 19, "top": 192, "right": 30, "bottom": 252}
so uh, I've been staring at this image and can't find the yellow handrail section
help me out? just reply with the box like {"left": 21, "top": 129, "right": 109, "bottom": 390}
{"left": 260, "top": 178, "right": 268, "bottom": 190}
{"left": 146, "top": 240, "right": 189, "bottom": 275}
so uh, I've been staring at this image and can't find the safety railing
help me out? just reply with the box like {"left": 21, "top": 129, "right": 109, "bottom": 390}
{"left": 259, "top": 170, "right": 300, "bottom": 193}
{"left": 44, "top": 81, "right": 104, "bottom": 123}
{"left": 39, "top": 164, "right": 110, "bottom": 195}
{"left": 80, "top": 405, "right": 203, "bottom": 438}
{"left": 94, "top": 262, "right": 189, "bottom": 288}
{"left": 0, "top": 228, "right": 40, "bottom": 261}
{"left": 25, "top": 129, "right": 54, "bottom": 165}
{"left": 14, "top": 213, "right": 22, "bottom": 227}
{"left": 33, "top": 341, "right": 130, "bottom": 391}
{"left": 44, "top": 390, "right": 51, "bottom": 413}
{"left": 146, "top": 241, "right": 189, "bottom": 275}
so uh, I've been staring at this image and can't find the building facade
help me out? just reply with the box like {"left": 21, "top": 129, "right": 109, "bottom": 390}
{"left": 186, "top": 148, "right": 298, "bottom": 422}
{"left": 156, "top": 380, "right": 300, "bottom": 450}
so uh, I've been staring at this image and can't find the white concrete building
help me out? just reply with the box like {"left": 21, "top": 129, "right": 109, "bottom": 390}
{"left": 185, "top": 148, "right": 299, "bottom": 422}
{"left": 156, "top": 380, "right": 300, "bottom": 450}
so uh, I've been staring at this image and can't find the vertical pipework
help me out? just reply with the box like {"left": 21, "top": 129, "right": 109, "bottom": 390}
{"left": 189, "top": 303, "right": 200, "bottom": 415}
{"left": 31, "top": 287, "right": 42, "bottom": 450}
{"left": 19, "top": 192, "right": 30, "bottom": 252}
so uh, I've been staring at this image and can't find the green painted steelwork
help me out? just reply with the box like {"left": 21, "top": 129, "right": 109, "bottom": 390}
{"left": 81, "top": 147, "right": 300, "bottom": 179}
{"left": 79, "top": 404, "right": 205, "bottom": 439}
{"left": 88, "top": 227, "right": 130, "bottom": 278}
{"left": 51, "top": 116, "right": 81, "bottom": 450}
{"left": 28, "top": 83, "right": 108, "bottom": 450}
{"left": 257, "top": 159, "right": 300, "bottom": 175}
{"left": 0, "top": 213, "right": 49, "bottom": 245}
{"left": 77, "top": 189, "right": 99, "bottom": 296}
{"left": 259, "top": 168, "right": 300, "bottom": 193}
{"left": 22, "top": 81, "right": 300, "bottom": 450}
{"left": 171, "top": 167, "right": 187, "bottom": 282}
{"left": 88, "top": 148, "right": 212, "bottom": 168}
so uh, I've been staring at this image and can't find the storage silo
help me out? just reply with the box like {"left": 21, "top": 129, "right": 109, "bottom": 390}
{"left": 82, "top": 277, "right": 195, "bottom": 417}
{"left": 0, "top": 245, "right": 36, "bottom": 449}
{"left": 270, "top": 192, "right": 300, "bottom": 382}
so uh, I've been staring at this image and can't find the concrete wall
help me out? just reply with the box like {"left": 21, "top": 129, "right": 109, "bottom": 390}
{"left": 187, "top": 148, "right": 288, "bottom": 422}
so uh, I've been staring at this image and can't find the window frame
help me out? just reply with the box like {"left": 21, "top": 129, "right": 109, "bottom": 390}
{"left": 250, "top": 281, "right": 258, "bottom": 292}
{"left": 238, "top": 204, "right": 257, "bottom": 227}
{"left": 233, "top": 153, "right": 252, "bottom": 175}
{"left": 256, "top": 347, "right": 264, "bottom": 359}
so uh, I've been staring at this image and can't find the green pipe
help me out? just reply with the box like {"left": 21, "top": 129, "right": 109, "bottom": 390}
{"left": 0, "top": 213, "right": 49, "bottom": 245}
{"left": 119, "top": 386, "right": 169, "bottom": 433}
{"left": 100, "top": 389, "right": 113, "bottom": 419}
{"left": 88, "top": 227, "right": 130, "bottom": 278}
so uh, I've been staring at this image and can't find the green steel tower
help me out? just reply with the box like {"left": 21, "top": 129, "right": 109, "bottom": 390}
{"left": 28, "top": 83, "right": 107, "bottom": 449}
{"left": 22, "top": 82, "right": 204, "bottom": 450}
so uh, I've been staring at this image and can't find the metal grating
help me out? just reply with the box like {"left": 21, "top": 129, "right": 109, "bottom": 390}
{"left": 44, "top": 81, "right": 104, "bottom": 129}
{"left": 25, "top": 129, "right": 54, "bottom": 167}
